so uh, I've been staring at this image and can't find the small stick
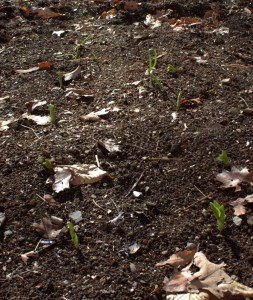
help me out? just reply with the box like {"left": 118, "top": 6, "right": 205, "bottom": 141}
{"left": 95, "top": 155, "right": 100, "bottom": 167}
{"left": 21, "top": 124, "right": 40, "bottom": 139}
{"left": 92, "top": 198, "right": 107, "bottom": 213}
{"left": 125, "top": 171, "right": 144, "bottom": 197}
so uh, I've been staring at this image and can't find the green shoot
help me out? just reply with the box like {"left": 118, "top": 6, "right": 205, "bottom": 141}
{"left": 176, "top": 91, "right": 183, "bottom": 109}
{"left": 57, "top": 71, "right": 63, "bottom": 89}
{"left": 218, "top": 150, "right": 230, "bottom": 166}
{"left": 42, "top": 159, "right": 53, "bottom": 170}
{"left": 91, "top": 51, "right": 97, "bottom": 61}
{"left": 48, "top": 104, "right": 56, "bottom": 123}
{"left": 74, "top": 34, "right": 92, "bottom": 61}
{"left": 148, "top": 48, "right": 164, "bottom": 90}
{"left": 167, "top": 64, "right": 176, "bottom": 73}
{"left": 67, "top": 221, "right": 79, "bottom": 249}
{"left": 57, "top": 34, "right": 92, "bottom": 61}
{"left": 210, "top": 200, "right": 226, "bottom": 232}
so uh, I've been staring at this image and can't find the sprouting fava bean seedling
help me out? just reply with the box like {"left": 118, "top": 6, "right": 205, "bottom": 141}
{"left": 167, "top": 64, "right": 176, "bottom": 73}
{"left": 48, "top": 104, "right": 56, "bottom": 123}
{"left": 218, "top": 150, "right": 230, "bottom": 166}
{"left": 57, "top": 71, "right": 63, "bottom": 89}
{"left": 148, "top": 48, "right": 164, "bottom": 90}
{"left": 176, "top": 91, "right": 183, "bottom": 109}
{"left": 42, "top": 159, "right": 53, "bottom": 170}
{"left": 58, "top": 34, "right": 92, "bottom": 61}
{"left": 210, "top": 200, "right": 226, "bottom": 232}
{"left": 67, "top": 221, "right": 79, "bottom": 249}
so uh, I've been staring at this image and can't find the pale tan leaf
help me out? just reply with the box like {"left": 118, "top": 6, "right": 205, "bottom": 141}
{"left": 21, "top": 251, "right": 38, "bottom": 264}
{"left": 215, "top": 166, "right": 253, "bottom": 191}
{"left": 164, "top": 267, "right": 193, "bottom": 293}
{"left": 22, "top": 113, "right": 50, "bottom": 125}
{"left": 16, "top": 66, "right": 40, "bottom": 74}
{"left": 64, "top": 66, "right": 81, "bottom": 81}
{"left": 32, "top": 217, "right": 65, "bottom": 239}
{"left": 25, "top": 100, "right": 47, "bottom": 113}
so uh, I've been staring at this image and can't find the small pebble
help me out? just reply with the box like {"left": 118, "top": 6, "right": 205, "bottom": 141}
{"left": 69, "top": 211, "right": 83, "bottom": 224}
{"left": 247, "top": 215, "right": 253, "bottom": 226}
{"left": 4, "top": 230, "right": 12, "bottom": 236}
{"left": 130, "top": 263, "right": 136, "bottom": 272}
{"left": 233, "top": 216, "right": 242, "bottom": 226}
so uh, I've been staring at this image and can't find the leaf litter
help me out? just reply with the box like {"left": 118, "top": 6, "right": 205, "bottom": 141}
{"left": 158, "top": 246, "right": 253, "bottom": 299}
{"left": 47, "top": 164, "right": 110, "bottom": 193}
{"left": 215, "top": 166, "right": 253, "bottom": 191}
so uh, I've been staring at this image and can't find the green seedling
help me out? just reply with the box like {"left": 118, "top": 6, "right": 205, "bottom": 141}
{"left": 42, "top": 159, "right": 53, "bottom": 170}
{"left": 57, "top": 71, "right": 63, "bottom": 89}
{"left": 176, "top": 91, "right": 183, "bottom": 109}
{"left": 167, "top": 64, "right": 176, "bottom": 73}
{"left": 67, "top": 221, "right": 79, "bottom": 249}
{"left": 59, "top": 34, "right": 92, "bottom": 61}
{"left": 49, "top": 104, "right": 56, "bottom": 123}
{"left": 91, "top": 51, "right": 97, "bottom": 61}
{"left": 148, "top": 48, "right": 164, "bottom": 90}
{"left": 218, "top": 150, "right": 230, "bottom": 166}
{"left": 210, "top": 200, "right": 226, "bottom": 232}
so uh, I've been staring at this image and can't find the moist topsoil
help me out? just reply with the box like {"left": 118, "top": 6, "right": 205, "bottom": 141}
{"left": 0, "top": 0, "right": 253, "bottom": 299}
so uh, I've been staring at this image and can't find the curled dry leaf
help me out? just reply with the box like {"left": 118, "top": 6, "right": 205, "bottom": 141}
{"left": 230, "top": 194, "right": 253, "bottom": 216}
{"left": 215, "top": 166, "right": 253, "bottom": 191}
{"left": 33, "top": 217, "right": 66, "bottom": 239}
{"left": 0, "top": 117, "right": 17, "bottom": 131}
{"left": 97, "top": 139, "right": 120, "bottom": 153}
{"left": 64, "top": 66, "right": 81, "bottom": 81}
{"left": 161, "top": 250, "right": 253, "bottom": 299}
{"left": 22, "top": 113, "right": 50, "bottom": 125}
{"left": 20, "top": 6, "right": 61, "bottom": 19}
{"left": 80, "top": 108, "right": 115, "bottom": 122}
{"left": 144, "top": 14, "right": 162, "bottom": 29}
{"left": 101, "top": 8, "right": 117, "bottom": 19}
{"left": 164, "top": 265, "right": 193, "bottom": 293}
{"left": 65, "top": 88, "right": 94, "bottom": 100}
{"left": 47, "top": 164, "right": 110, "bottom": 193}
{"left": 25, "top": 100, "right": 47, "bottom": 113}
{"left": 16, "top": 66, "right": 40, "bottom": 74}
{"left": 169, "top": 17, "right": 202, "bottom": 31}
{"left": 156, "top": 243, "right": 198, "bottom": 268}
{"left": 21, "top": 250, "right": 38, "bottom": 264}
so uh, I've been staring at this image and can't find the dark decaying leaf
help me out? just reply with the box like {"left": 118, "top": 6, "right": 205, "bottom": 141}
{"left": 32, "top": 217, "right": 66, "bottom": 239}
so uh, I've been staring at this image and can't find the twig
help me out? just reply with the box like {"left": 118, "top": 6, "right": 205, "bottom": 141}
{"left": 175, "top": 192, "right": 214, "bottom": 213}
{"left": 193, "top": 185, "right": 206, "bottom": 197}
{"left": 125, "top": 171, "right": 144, "bottom": 197}
{"left": 91, "top": 198, "right": 107, "bottom": 213}
{"left": 95, "top": 155, "right": 100, "bottom": 167}
{"left": 21, "top": 124, "right": 40, "bottom": 139}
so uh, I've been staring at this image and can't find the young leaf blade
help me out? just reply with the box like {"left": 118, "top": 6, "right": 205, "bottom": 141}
{"left": 67, "top": 221, "right": 79, "bottom": 249}
{"left": 218, "top": 150, "right": 230, "bottom": 166}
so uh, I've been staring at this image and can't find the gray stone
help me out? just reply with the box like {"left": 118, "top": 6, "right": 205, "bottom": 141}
{"left": 69, "top": 211, "right": 83, "bottom": 224}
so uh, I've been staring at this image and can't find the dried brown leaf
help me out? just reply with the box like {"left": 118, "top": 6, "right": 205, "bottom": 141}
{"left": 164, "top": 267, "right": 193, "bottom": 293}
{"left": 215, "top": 166, "right": 253, "bottom": 191}
{"left": 33, "top": 217, "right": 65, "bottom": 239}
{"left": 21, "top": 251, "right": 38, "bottom": 264}
{"left": 47, "top": 164, "right": 109, "bottom": 193}
{"left": 156, "top": 244, "right": 197, "bottom": 267}
{"left": 25, "top": 100, "right": 47, "bottom": 113}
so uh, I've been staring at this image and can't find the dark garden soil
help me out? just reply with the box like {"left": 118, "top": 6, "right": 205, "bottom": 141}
{"left": 0, "top": 0, "right": 253, "bottom": 299}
